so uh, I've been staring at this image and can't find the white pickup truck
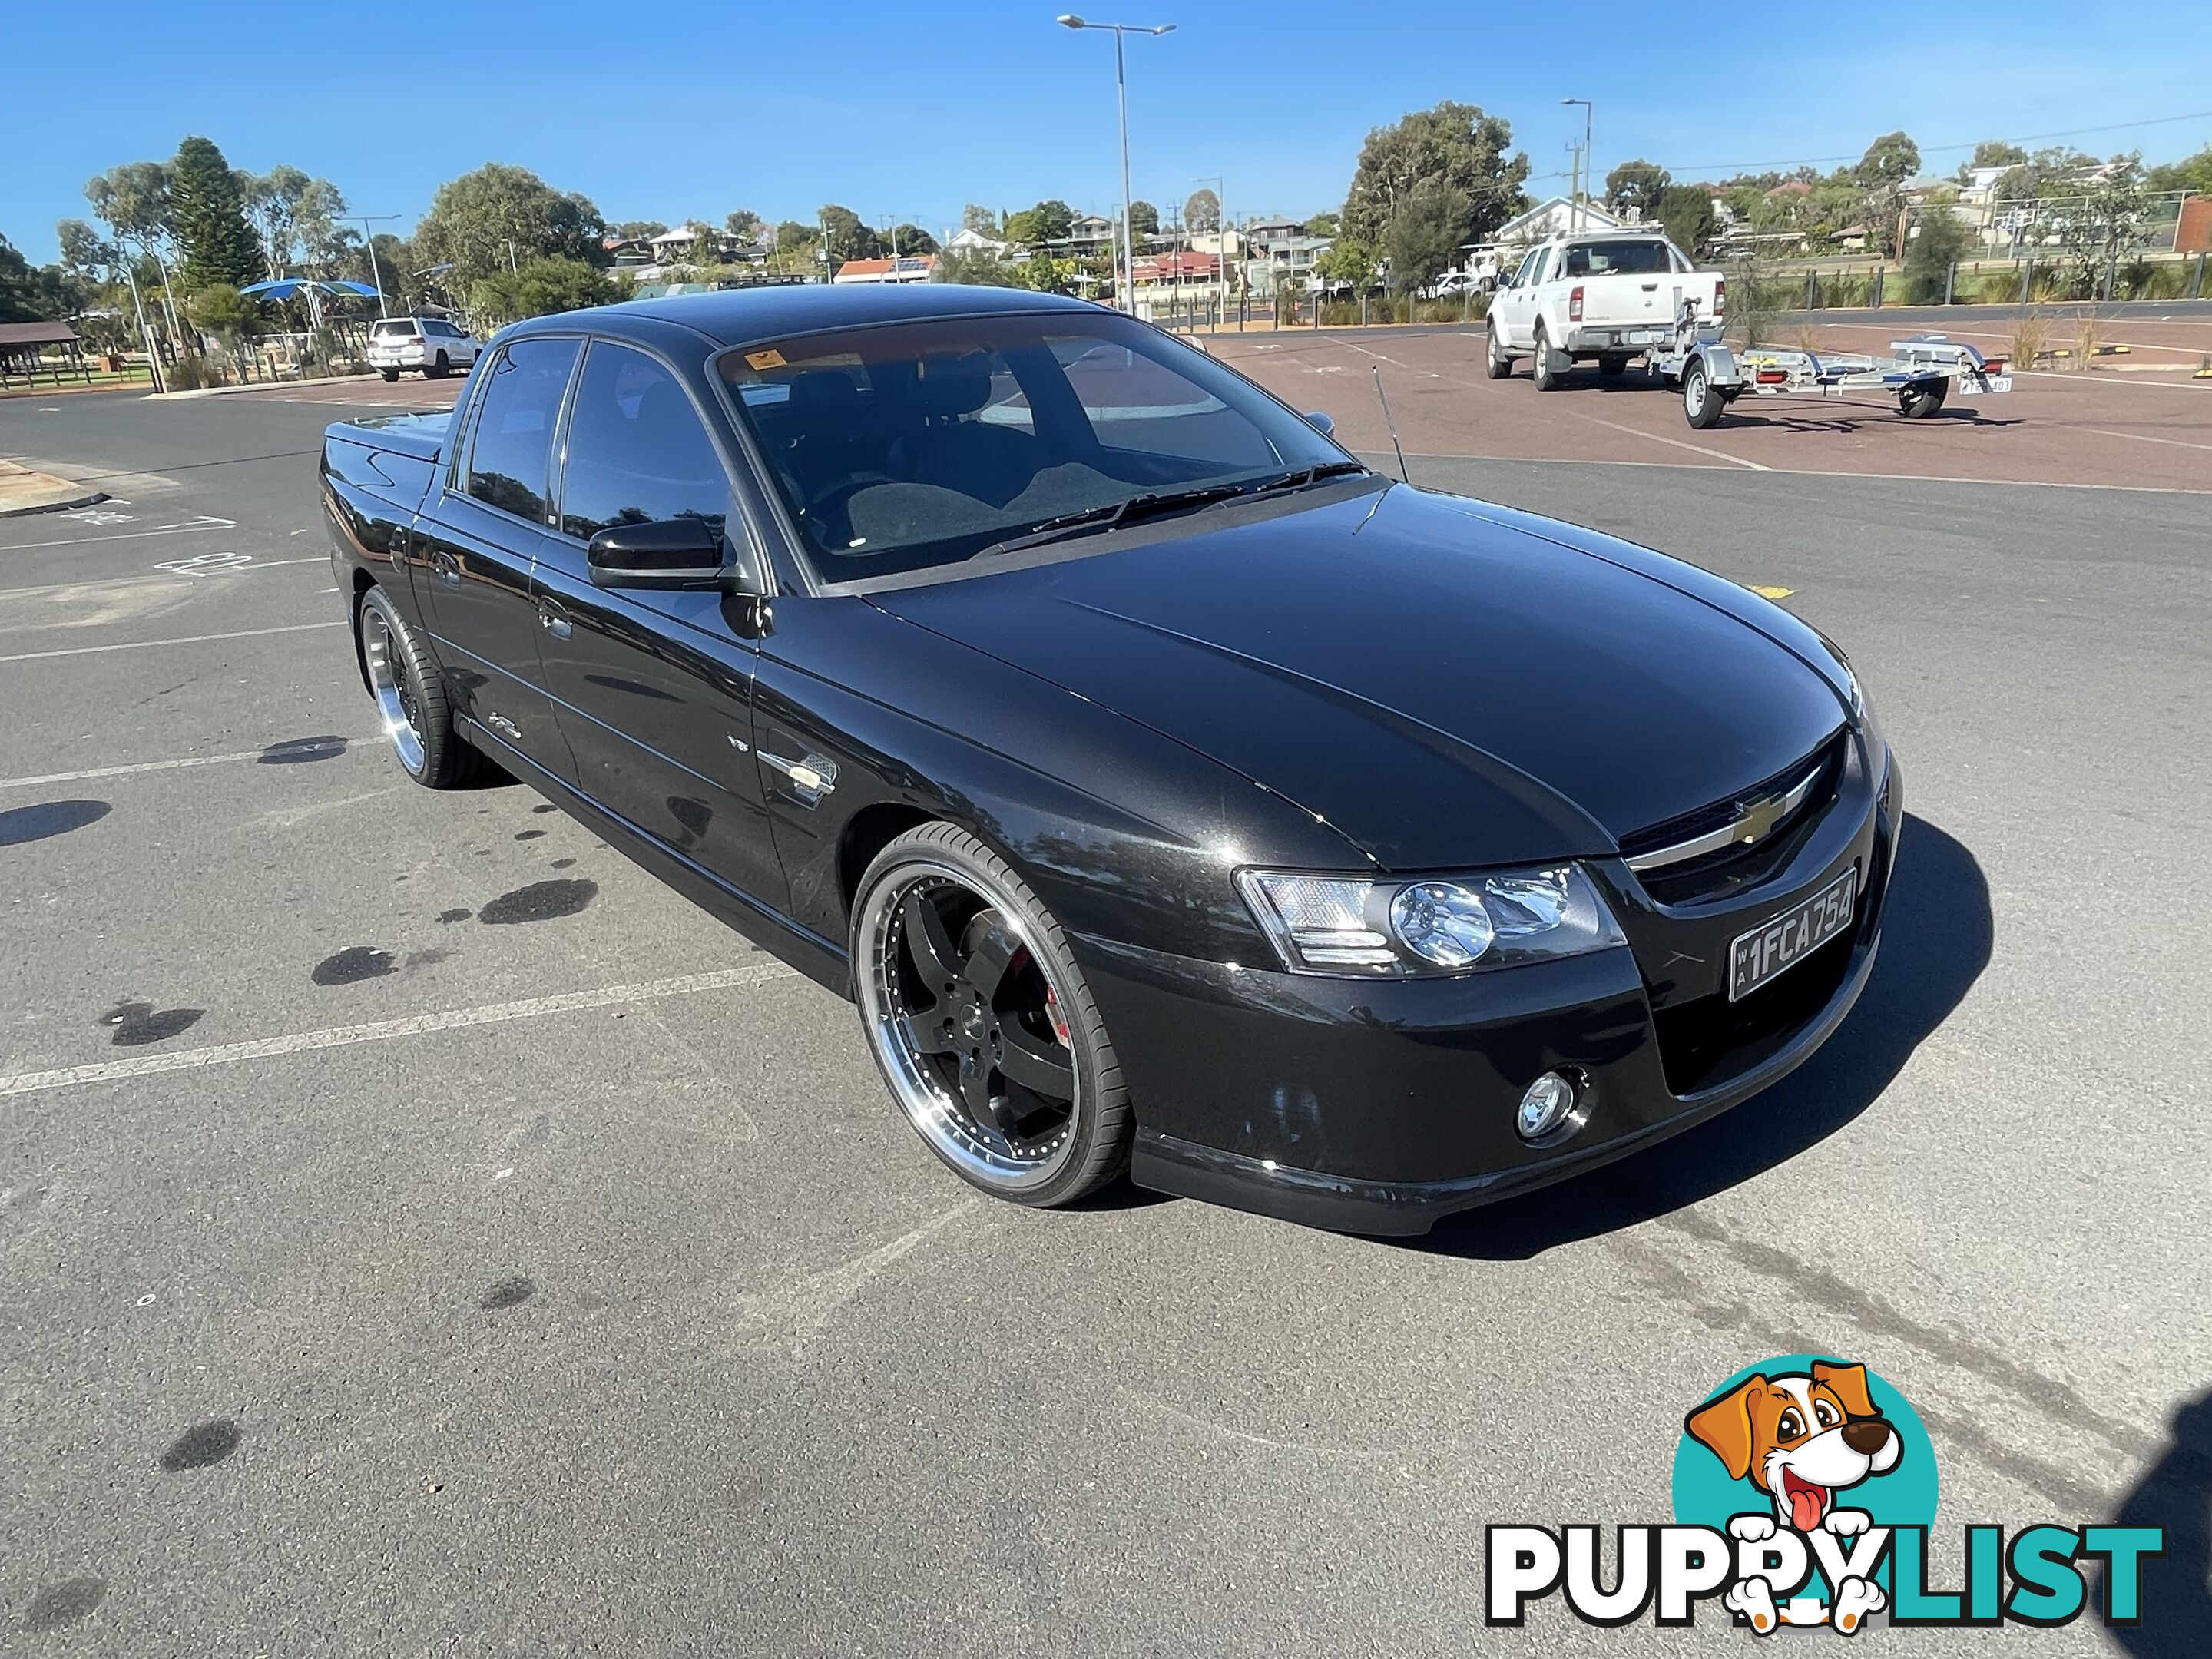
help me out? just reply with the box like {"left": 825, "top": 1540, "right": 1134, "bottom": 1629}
{"left": 1485, "top": 230, "right": 1723, "bottom": 388}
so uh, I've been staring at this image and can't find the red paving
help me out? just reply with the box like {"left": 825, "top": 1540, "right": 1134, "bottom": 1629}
{"left": 214, "top": 373, "right": 464, "bottom": 410}
{"left": 1210, "top": 327, "right": 2212, "bottom": 492}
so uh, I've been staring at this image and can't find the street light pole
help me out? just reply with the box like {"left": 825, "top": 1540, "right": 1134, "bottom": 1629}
{"left": 346, "top": 213, "right": 401, "bottom": 317}
{"left": 1561, "top": 98, "right": 1594, "bottom": 230}
{"left": 1058, "top": 15, "right": 1176, "bottom": 314}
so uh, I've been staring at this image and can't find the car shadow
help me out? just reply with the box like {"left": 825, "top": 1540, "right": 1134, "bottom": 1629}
{"left": 2104, "top": 1387, "right": 2211, "bottom": 1657}
{"left": 1419, "top": 813, "right": 1990, "bottom": 1260}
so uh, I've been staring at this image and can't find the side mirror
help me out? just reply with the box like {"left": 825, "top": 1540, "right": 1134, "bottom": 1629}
{"left": 1303, "top": 410, "right": 1336, "bottom": 437}
{"left": 587, "top": 518, "right": 743, "bottom": 591}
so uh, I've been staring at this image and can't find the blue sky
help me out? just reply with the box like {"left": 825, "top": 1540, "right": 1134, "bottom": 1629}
{"left": 5, "top": 0, "right": 2209, "bottom": 264}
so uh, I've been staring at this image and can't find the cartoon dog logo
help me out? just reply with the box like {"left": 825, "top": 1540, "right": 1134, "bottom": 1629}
{"left": 1685, "top": 1360, "right": 1902, "bottom": 1634}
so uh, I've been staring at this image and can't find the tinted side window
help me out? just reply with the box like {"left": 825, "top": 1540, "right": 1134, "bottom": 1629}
{"left": 464, "top": 337, "right": 579, "bottom": 522}
{"left": 558, "top": 343, "right": 727, "bottom": 541}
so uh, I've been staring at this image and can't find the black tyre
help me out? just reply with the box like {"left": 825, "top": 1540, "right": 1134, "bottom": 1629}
{"left": 852, "top": 823, "right": 1132, "bottom": 1208}
{"left": 379, "top": 367, "right": 400, "bottom": 382}
{"left": 356, "top": 585, "right": 485, "bottom": 789}
{"left": 1531, "top": 325, "right": 1560, "bottom": 390}
{"left": 427, "top": 350, "right": 450, "bottom": 379}
{"left": 1598, "top": 354, "right": 1630, "bottom": 377}
{"left": 1899, "top": 381, "right": 1946, "bottom": 419}
{"left": 1485, "top": 322, "right": 1514, "bottom": 379}
{"left": 1682, "top": 359, "right": 1725, "bottom": 429}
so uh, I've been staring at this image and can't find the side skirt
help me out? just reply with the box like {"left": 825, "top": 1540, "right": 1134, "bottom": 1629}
{"left": 455, "top": 712, "right": 853, "bottom": 998}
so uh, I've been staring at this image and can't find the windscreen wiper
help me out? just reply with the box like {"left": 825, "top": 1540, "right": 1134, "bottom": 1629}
{"left": 979, "top": 482, "right": 1250, "bottom": 558}
{"left": 1237, "top": 459, "right": 1370, "bottom": 497}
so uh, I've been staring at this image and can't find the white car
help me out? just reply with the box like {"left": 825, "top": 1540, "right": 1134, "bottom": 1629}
{"left": 1485, "top": 232, "right": 1723, "bottom": 388}
{"left": 366, "top": 317, "right": 482, "bottom": 382}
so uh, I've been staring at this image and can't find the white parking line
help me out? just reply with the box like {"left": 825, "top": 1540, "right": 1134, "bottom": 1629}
{"left": 0, "top": 964, "right": 801, "bottom": 1100}
{"left": 1573, "top": 413, "right": 1773, "bottom": 470}
{"left": 0, "top": 515, "right": 237, "bottom": 551}
{"left": 2071, "top": 426, "right": 2212, "bottom": 452}
{"left": 0, "top": 620, "right": 341, "bottom": 663}
{"left": 0, "top": 736, "right": 370, "bottom": 792}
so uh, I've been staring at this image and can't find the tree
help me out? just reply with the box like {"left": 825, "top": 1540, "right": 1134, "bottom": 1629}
{"left": 1383, "top": 187, "right": 1470, "bottom": 294}
{"left": 1304, "top": 211, "right": 1339, "bottom": 237}
{"left": 2049, "top": 154, "right": 2154, "bottom": 298}
{"left": 168, "top": 137, "right": 262, "bottom": 292}
{"left": 1853, "top": 131, "right": 1922, "bottom": 259}
{"left": 1007, "top": 253, "right": 1077, "bottom": 296}
{"left": 818, "top": 204, "right": 882, "bottom": 264}
{"left": 412, "top": 164, "right": 608, "bottom": 292}
{"left": 1184, "top": 188, "right": 1220, "bottom": 233}
{"left": 1003, "top": 200, "right": 1075, "bottom": 248}
{"left": 1341, "top": 101, "right": 1529, "bottom": 250}
{"left": 184, "top": 281, "right": 263, "bottom": 339}
{"left": 886, "top": 224, "right": 938, "bottom": 257}
{"left": 1312, "top": 233, "right": 1378, "bottom": 293}
{"left": 960, "top": 204, "right": 1002, "bottom": 238}
{"left": 241, "top": 164, "right": 312, "bottom": 280}
{"left": 1657, "top": 185, "right": 1718, "bottom": 257}
{"left": 1128, "top": 200, "right": 1159, "bottom": 240}
{"left": 939, "top": 247, "right": 1018, "bottom": 286}
{"left": 1604, "top": 159, "right": 1671, "bottom": 220}
{"left": 1901, "top": 207, "right": 1974, "bottom": 303}
{"left": 2144, "top": 145, "right": 2212, "bottom": 197}
{"left": 471, "top": 257, "right": 627, "bottom": 327}
{"left": 611, "top": 220, "right": 667, "bottom": 240}
{"left": 0, "top": 235, "right": 82, "bottom": 322}
{"left": 1957, "top": 140, "right": 2028, "bottom": 184}
{"left": 724, "top": 209, "right": 763, "bottom": 242}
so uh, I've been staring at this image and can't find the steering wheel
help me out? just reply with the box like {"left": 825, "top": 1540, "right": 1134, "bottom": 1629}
{"left": 803, "top": 472, "right": 896, "bottom": 524}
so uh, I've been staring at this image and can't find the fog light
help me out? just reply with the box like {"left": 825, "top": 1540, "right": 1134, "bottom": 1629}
{"left": 1516, "top": 1071, "right": 1578, "bottom": 1141}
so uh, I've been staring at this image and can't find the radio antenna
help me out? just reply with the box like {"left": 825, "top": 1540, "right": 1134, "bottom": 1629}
{"left": 1372, "top": 366, "right": 1409, "bottom": 484}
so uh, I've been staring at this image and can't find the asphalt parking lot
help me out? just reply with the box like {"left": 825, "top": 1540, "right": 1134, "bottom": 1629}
{"left": 3, "top": 373, "right": 2208, "bottom": 1655}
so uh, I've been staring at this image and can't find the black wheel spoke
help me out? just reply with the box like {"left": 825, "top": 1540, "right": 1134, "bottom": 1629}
{"left": 962, "top": 925, "right": 1018, "bottom": 1002}
{"left": 898, "top": 1012, "right": 958, "bottom": 1058}
{"left": 901, "top": 889, "right": 964, "bottom": 990}
{"left": 997, "top": 1025, "right": 1073, "bottom": 1101}
{"left": 958, "top": 1051, "right": 1008, "bottom": 1134}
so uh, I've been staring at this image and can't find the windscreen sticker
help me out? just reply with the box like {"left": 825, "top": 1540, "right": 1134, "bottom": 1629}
{"left": 744, "top": 349, "right": 788, "bottom": 371}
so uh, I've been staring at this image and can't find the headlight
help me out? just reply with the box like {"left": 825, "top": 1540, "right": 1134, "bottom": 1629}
{"left": 1236, "top": 864, "right": 1624, "bottom": 979}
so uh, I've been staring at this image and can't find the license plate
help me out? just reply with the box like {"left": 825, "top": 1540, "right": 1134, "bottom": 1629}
{"left": 1630, "top": 329, "right": 1663, "bottom": 345}
{"left": 1958, "top": 375, "right": 2012, "bottom": 395}
{"left": 1728, "top": 868, "right": 1856, "bottom": 1001}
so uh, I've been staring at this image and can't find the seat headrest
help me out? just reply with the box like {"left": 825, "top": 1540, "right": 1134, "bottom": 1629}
{"left": 909, "top": 353, "right": 995, "bottom": 418}
{"left": 789, "top": 369, "right": 860, "bottom": 414}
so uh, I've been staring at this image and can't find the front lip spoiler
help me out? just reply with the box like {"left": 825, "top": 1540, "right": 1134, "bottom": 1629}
{"left": 1129, "top": 919, "right": 1884, "bottom": 1237}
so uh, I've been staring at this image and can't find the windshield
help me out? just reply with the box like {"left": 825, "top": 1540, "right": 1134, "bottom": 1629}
{"left": 1562, "top": 240, "right": 1674, "bottom": 276}
{"left": 716, "top": 310, "right": 1354, "bottom": 581}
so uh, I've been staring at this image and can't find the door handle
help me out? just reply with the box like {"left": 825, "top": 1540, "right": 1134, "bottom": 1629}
{"left": 430, "top": 548, "right": 460, "bottom": 587}
{"left": 537, "top": 601, "right": 572, "bottom": 641}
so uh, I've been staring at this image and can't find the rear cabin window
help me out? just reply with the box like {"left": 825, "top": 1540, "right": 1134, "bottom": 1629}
{"left": 371, "top": 320, "right": 416, "bottom": 338}
{"left": 462, "top": 337, "right": 580, "bottom": 522}
{"left": 1561, "top": 240, "right": 1674, "bottom": 276}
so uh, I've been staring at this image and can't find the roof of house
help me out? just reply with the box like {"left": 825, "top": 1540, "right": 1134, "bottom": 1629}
{"left": 0, "top": 320, "right": 79, "bottom": 346}
{"left": 1494, "top": 197, "right": 1628, "bottom": 240}
{"left": 830, "top": 254, "right": 939, "bottom": 283}
{"left": 1131, "top": 250, "right": 1220, "bottom": 282}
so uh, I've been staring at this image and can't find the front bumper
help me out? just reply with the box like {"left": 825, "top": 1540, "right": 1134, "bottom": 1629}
{"left": 1083, "top": 742, "right": 1901, "bottom": 1236}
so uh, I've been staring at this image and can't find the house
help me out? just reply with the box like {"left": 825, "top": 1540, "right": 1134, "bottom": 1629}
{"left": 1491, "top": 197, "right": 1626, "bottom": 246}
{"left": 945, "top": 227, "right": 1009, "bottom": 257}
{"left": 1065, "top": 214, "right": 1118, "bottom": 256}
{"left": 1130, "top": 250, "right": 1219, "bottom": 285}
{"left": 832, "top": 254, "right": 938, "bottom": 285}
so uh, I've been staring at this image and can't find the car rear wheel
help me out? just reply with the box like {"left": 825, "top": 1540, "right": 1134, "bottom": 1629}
{"left": 356, "top": 585, "right": 485, "bottom": 789}
{"left": 853, "top": 823, "right": 1131, "bottom": 1207}
{"left": 1683, "top": 359, "right": 1725, "bottom": 429}
{"left": 1531, "top": 325, "right": 1560, "bottom": 390}
{"left": 1485, "top": 322, "right": 1514, "bottom": 379}
{"left": 379, "top": 368, "right": 399, "bottom": 382}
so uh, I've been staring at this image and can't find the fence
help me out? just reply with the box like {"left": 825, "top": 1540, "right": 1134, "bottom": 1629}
{"left": 1141, "top": 288, "right": 1495, "bottom": 333}
{"left": 1774, "top": 250, "right": 2209, "bottom": 310}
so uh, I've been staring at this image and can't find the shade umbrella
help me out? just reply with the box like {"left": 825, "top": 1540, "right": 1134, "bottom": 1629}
{"left": 238, "top": 278, "right": 379, "bottom": 333}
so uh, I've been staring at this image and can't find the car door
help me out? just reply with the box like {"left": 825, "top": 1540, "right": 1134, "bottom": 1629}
{"left": 529, "top": 338, "right": 785, "bottom": 910}
{"left": 1493, "top": 247, "right": 1541, "bottom": 344}
{"left": 411, "top": 335, "right": 580, "bottom": 781}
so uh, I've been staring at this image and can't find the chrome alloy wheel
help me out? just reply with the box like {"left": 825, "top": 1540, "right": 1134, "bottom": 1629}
{"left": 359, "top": 605, "right": 426, "bottom": 774}
{"left": 856, "top": 863, "right": 1081, "bottom": 1192}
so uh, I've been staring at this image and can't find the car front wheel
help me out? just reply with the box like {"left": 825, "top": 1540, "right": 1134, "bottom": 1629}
{"left": 1486, "top": 323, "right": 1513, "bottom": 379}
{"left": 853, "top": 823, "right": 1132, "bottom": 1207}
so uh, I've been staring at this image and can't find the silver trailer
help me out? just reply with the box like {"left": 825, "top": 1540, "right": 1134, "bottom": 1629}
{"left": 1644, "top": 300, "right": 2015, "bottom": 429}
